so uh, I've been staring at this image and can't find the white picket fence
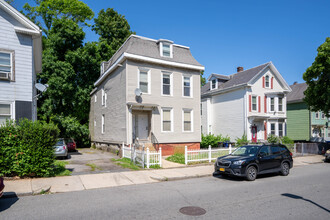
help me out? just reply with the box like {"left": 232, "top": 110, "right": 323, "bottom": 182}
{"left": 122, "top": 143, "right": 162, "bottom": 168}
{"left": 185, "top": 145, "right": 236, "bottom": 165}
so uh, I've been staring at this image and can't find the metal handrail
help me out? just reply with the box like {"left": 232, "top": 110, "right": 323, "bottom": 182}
{"left": 151, "top": 132, "right": 160, "bottom": 152}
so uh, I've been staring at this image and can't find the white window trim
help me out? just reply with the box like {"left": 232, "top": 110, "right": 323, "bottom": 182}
{"left": 0, "top": 101, "right": 15, "bottom": 125}
{"left": 270, "top": 123, "right": 276, "bottom": 135}
{"left": 278, "top": 97, "right": 283, "bottom": 112}
{"left": 94, "top": 94, "right": 97, "bottom": 103}
{"left": 265, "top": 75, "right": 270, "bottom": 88}
{"left": 315, "top": 112, "right": 319, "bottom": 119}
{"left": 161, "top": 107, "right": 173, "bottom": 132}
{"left": 161, "top": 71, "right": 173, "bottom": 96}
{"left": 251, "top": 95, "right": 258, "bottom": 112}
{"left": 321, "top": 112, "right": 325, "bottom": 119}
{"left": 210, "top": 78, "right": 217, "bottom": 90}
{"left": 278, "top": 123, "right": 284, "bottom": 137}
{"left": 269, "top": 97, "right": 275, "bottom": 112}
{"left": 0, "top": 50, "right": 14, "bottom": 81}
{"left": 160, "top": 42, "right": 173, "bottom": 58}
{"left": 101, "top": 114, "right": 105, "bottom": 134}
{"left": 182, "top": 75, "right": 193, "bottom": 98}
{"left": 137, "top": 68, "right": 151, "bottom": 94}
{"left": 182, "top": 108, "right": 194, "bottom": 132}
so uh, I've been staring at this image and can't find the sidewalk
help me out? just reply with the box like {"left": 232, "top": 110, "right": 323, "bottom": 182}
{"left": 3, "top": 155, "right": 325, "bottom": 198}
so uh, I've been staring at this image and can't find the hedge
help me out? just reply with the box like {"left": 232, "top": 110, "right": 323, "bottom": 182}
{"left": 0, "top": 119, "right": 59, "bottom": 177}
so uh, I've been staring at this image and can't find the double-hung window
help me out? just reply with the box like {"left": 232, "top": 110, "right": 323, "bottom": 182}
{"left": 162, "top": 43, "right": 171, "bottom": 57}
{"left": 0, "top": 104, "right": 11, "bottom": 125}
{"left": 139, "top": 69, "right": 149, "bottom": 93}
{"left": 315, "top": 112, "right": 319, "bottom": 119}
{"left": 162, "top": 72, "right": 171, "bottom": 95}
{"left": 211, "top": 79, "right": 217, "bottom": 90}
{"left": 101, "top": 89, "right": 107, "bottom": 107}
{"left": 101, "top": 114, "right": 105, "bottom": 134}
{"left": 183, "top": 109, "right": 192, "bottom": 132}
{"left": 278, "top": 97, "right": 283, "bottom": 112}
{"left": 270, "top": 123, "right": 275, "bottom": 135}
{"left": 0, "top": 51, "right": 14, "bottom": 81}
{"left": 278, "top": 123, "right": 283, "bottom": 137}
{"left": 183, "top": 76, "right": 191, "bottom": 97}
{"left": 270, "top": 98, "right": 275, "bottom": 111}
{"left": 265, "top": 75, "right": 270, "bottom": 88}
{"left": 321, "top": 112, "right": 325, "bottom": 119}
{"left": 162, "top": 108, "right": 172, "bottom": 132}
{"left": 252, "top": 96, "right": 257, "bottom": 111}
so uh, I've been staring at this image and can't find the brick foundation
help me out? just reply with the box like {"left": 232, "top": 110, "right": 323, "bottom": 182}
{"left": 158, "top": 142, "right": 200, "bottom": 156}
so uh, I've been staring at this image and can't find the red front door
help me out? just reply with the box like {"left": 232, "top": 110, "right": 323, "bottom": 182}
{"left": 252, "top": 126, "right": 257, "bottom": 143}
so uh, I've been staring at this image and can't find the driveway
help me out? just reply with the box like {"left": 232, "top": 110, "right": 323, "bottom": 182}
{"left": 64, "top": 148, "right": 130, "bottom": 175}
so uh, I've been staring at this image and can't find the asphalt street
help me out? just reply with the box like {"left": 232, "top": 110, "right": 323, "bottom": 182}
{"left": 1, "top": 163, "right": 329, "bottom": 220}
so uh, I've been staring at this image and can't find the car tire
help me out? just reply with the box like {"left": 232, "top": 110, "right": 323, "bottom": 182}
{"left": 246, "top": 166, "right": 257, "bottom": 181}
{"left": 280, "top": 162, "right": 290, "bottom": 176}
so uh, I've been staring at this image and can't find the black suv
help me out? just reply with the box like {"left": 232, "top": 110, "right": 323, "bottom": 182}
{"left": 214, "top": 144, "right": 293, "bottom": 181}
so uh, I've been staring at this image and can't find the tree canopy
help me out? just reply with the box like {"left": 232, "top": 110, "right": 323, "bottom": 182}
{"left": 303, "top": 37, "right": 330, "bottom": 117}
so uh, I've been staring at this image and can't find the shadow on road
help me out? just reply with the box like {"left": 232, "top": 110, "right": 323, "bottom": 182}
{"left": 0, "top": 193, "right": 19, "bottom": 212}
{"left": 212, "top": 172, "right": 280, "bottom": 181}
{"left": 282, "top": 193, "right": 330, "bottom": 213}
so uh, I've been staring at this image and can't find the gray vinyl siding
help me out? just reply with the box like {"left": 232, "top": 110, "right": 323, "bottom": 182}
{"left": 0, "top": 8, "right": 35, "bottom": 120}
{"left": 126, "top": 60, "right": 201, "bottom": 143}
{"left": 91, "top": 62, "right": 127, "bottom": 143}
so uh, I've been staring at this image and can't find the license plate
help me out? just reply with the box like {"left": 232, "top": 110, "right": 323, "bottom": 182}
{"left": 219, "top": 168, "right": 225, "bottom": 172}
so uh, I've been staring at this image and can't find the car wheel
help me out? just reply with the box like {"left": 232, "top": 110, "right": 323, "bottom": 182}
{"left": 280, "top": 162, "right": 290, "bottom": 176}
{"left": 246, "top": 166, "right": 257, "bottom": 181}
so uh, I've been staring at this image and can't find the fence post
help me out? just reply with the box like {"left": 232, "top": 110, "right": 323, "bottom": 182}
{"left": 122, "top": 142, "right": 124, "bottom": 158}
{"left": 142, "top": 144, "right": 145, "bottom": 169}
{"left": 208, "top": 145, "right": 211, "bottom": 163}
{"left": 185, "top": 146, "right": 188, "bottom": 165}
{"left": 146, "top": 147, "right": 150, "bottom": 169}
{"left": 229, "top": 144, "right": 232, "bottom": 154}
{"left": 159, "top": 147, "right": 162, "bottom": 167}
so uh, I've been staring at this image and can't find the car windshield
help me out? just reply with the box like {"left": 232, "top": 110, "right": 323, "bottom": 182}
{"left": 231, "top": 146, "right": 260, "bottom": 156}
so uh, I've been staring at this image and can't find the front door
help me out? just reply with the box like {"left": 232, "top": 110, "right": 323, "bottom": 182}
{"left": 133, "top": 113, "right": 149, "bottom": 141}
{"left": 252, "top": 125, "right": 257, "bottom": 143}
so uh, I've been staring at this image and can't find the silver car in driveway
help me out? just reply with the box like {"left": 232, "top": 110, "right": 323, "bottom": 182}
{"left": 54, "top": 138, "right": 68, "bottom": 159}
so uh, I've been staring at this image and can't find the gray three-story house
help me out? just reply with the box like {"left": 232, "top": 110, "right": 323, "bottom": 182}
{"left": 89, "top": 35, "right": 204, "bottom": 155}
{"left": 0, "top": 0, "right": 42, "bottom": 124}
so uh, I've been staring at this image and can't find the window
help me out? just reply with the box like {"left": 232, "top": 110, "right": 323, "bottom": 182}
{"left": 139, "top": 69, "right": 149, "bottom": 93}
{"left": 211, "top": 79, "right": 217, "bottom": 90}
{"left": 278, "top": 97, "right": 283, "bottom": 112}
{"left": 162, "top": 43, "right": 171, "bottom": 57}
{"left": 101, "top": 89, "right": 107, "bottom": 107}
{"left": 252, "top": 96, "right": 257, "bottom": 111}
{"left": 183, "top": 109, "right": 192, "bottom": 132}
{"left": 265, "top": 75, "right": 270, "bottom": 88}
{"left": 183, "top": 76, "right": 191, "bottom": 97}
{"left": 0, "top": 51, "right": 14, "bottom": 81}
{"left": 270, "top": 98, "right": 275, "bottom": 111}
{"left": 94, "top": 94, "right": 97, "bottom": 103}
{"left": 321, "top": 112, "right": 325, "bottom": 119}
{"left": 259, "top": 146, "right": 270, "bottom": 156}
{"left": 162, "top": 72, "right": 171, "bottom": 95}
{"left": 271, "top": 146, "right": 281, "bottom": 155}
{"left": 271, "top": 123, "right": 275, "bottom": 135}
{"left": 94, "top": 119, "right": 96, "bottom": 127}
{"left": 101, "top": 114, "right": 105, "bottom": 134}
{"left": 315, "top": 112, "right": 319, "bottom": 119}
{"left": 279, "top": 123, "right": 283, "bottom": 137}
{"left": 0, "top": 104, "right": 11, "bottom": 125}
{"left": 162, "top": 108, "right": 172, "bottom": 132}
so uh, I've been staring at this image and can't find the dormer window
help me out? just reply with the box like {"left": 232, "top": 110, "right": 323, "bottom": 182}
{"left": 158, "top": 40, "right": 173, "bottom": 58}
{"left": 265, "top": 75, "right": 270, "bottom": 88}
{"left": 211, "top": 79, "right": 217, "bottom": 90}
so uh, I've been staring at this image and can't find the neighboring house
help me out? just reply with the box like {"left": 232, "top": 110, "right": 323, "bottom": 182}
{"left": 201, "top": 62, "right": 291, "bottom": 143}
{"left": 89, "top": 35, "right": 204, "bottom": 155}
{"left": 0, "top": 0, "right": 42, "bottom": 124}
{"left": 287, "top": 82, "right": 330, "bottom": 142}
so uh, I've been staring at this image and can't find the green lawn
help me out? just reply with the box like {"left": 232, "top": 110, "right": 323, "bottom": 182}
{"left": 111, "top": 158, "right": 141, "bottom": 170}
{"left": 54, "top": 161, "right": 72, "bottom": 176}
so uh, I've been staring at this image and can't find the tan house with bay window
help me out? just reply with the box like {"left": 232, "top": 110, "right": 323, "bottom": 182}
{"left": 89, "top": 35, "right": 204, "bottom": 155}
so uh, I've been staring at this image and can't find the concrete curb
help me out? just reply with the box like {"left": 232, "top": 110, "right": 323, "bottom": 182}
{"left": 150, "top": 173, "right": 212, "bottom": 182}
{"left": 2, "top": 185, "right": 51, "bottom": 198}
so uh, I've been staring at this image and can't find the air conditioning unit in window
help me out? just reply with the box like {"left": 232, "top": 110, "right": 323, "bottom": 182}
{"left": 0, "top": 72, "right": 10, "bottom": 80}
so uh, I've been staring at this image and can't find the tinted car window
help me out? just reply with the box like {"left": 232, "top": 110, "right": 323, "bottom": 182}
{"left": 231, "top": 146, "right": 259, "bottom": 156}
{"left": 279, "top": 146, "right": 288, "bottom": 153}
{"left": 271, "top": 146, "right": 281, "bottom": 155}
{"left": 259, "top": 146, "right": 270, "bottom": 156}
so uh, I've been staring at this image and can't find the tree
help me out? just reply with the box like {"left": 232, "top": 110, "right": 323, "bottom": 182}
{"left": 303, "top": 38, "right": 330, "bottom": 117}
{"left": 200, "top": 70, "right": 206, "bottom": 87}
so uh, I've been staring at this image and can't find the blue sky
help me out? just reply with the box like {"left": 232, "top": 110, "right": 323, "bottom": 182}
{"left": 12, "top": 0, "right": 330, "bottom": 85}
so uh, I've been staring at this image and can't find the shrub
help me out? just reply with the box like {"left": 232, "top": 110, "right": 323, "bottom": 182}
{"left": 0, "top": 119, "right": 59, "bottom": 177}
{"left": 201, "top": 134, "right": 231, "bottom": 148}
{"left": 267, "top": 134, "right": 280, "bottom": 143}
{"left": 280, "top": 136, "right": 294, "bottom": 145}
{"left": 235, "top": 134, "right": 248, "bottom": 147}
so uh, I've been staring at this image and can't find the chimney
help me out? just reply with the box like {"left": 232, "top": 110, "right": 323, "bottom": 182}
{"left": 293, "top": 81, "right": 298, "bottom": 85}
{"left": 237, "top": 67, "right": 244, "bottom": 72}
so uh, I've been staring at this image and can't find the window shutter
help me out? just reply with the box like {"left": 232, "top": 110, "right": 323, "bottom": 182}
{"left": 271, "top": 77, "right": 274, "bottom": 89}
{"left": 258, "top": 96, "right": 261, "bottom": 112}
{"left": 262, "top": 76, "right": 265, "bottom": 88}
{"left": 264, "top": 96, "right": 267, "bottom": 113}
{"left": 249, "top": 95, "right": 252, "bottom": 112}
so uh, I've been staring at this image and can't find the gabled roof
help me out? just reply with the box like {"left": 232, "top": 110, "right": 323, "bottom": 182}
{"left": 287, "top": 82, "right": 307, "bottom": 103}
{"left": 202, "top": 62, "right": 291, "bottom": 97}
{"left": 207, "top": 73, "right": 230, "bottom": 81}
{"left": 95, "top": 35, "right": 204, "bottom": 86}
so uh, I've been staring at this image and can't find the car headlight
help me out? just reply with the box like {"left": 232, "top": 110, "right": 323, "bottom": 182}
{"left": 233, "top": 160, "right": 245, "bottom": 165}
